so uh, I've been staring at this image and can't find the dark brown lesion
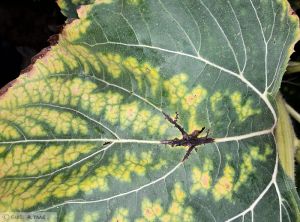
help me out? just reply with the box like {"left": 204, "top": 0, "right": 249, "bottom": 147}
{"left": 160, "top": 111, "right": 214, "bottom": 162}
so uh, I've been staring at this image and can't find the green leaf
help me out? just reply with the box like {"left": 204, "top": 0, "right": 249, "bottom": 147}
{"left": 0, "top": 0, "right": 299, "bottom": 221}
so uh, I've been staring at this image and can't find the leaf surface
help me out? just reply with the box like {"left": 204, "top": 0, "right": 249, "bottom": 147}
{"left": 0, "top": 0, "right": 300, "bottom": 221}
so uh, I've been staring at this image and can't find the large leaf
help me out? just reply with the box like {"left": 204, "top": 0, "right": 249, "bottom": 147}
{"left": 0, "top": 0, "right": 300, "bottom": 221}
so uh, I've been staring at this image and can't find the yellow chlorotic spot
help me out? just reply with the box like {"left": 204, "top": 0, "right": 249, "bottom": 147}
{"left": 140, "top": 62, "right": 160, "bottom": 95}
{"left": 164, "top": 75, "right": 206, "bottom": 133}
{"left": 132, "top": 110, "right": 151, "bottom": 133}
{"left": 123, "top": 57, "right": 161, "bottom": 95}
{"left": 0, "top": 122, "right": 20, "bottom": 140}
{"left": 111, "top": 208, "right": 129, "bottom": 222}
{"left": 83, "top": 212, "right": 100, "bottom": 222}
{"left": 141, "top": 198, "right": 163, "bottom": 221}
{"left": 147, "top": 115, "right": 167, "bottom": 136}
{"left": 182, "top": 86, "right": 207, "bottom": 109}
{"left": 186, "top": 109, "right": 202, "bottom": 133}
{"left": 1, "top": 73, "right": 166, "bottom": 138}
{"left": 104, "top": 91, "right": 123, "bottom": 124}
{"left": 191, "top": 169, "right": 212, "bottom": 194}
{"left": 0, "top": 146, "right": 6, "bottom": 154}
{"left": 0, "top": 72, "right": 166, "bottom": 137}
{"left": 230, "top": 91, "right": 261, "bottom": 122}
{"left": 63, "top": 211, "right": 75, "bottom": 222}
{"left": 152, "top": 159, "right": 167, "bottom": 170}
{"left": 123, "top": 57, "right": 142, "bottom": 77}
{"left": 182, "top": 208, "right": 193, "bottom": 222}
{"left": 39, "top": 42, "right": 100, "bottom": 74}
{"left": 265, "top": 145, "right": 273, "bottom": 156}
{"left": 163, "top": 73, "right": 188, "bottom": 104}
{"left": 212, "top": 165, "right": 235, "bottom": 201}
{"left": 234, "top": 145, "right": 273, "bottom": 191}
{"left": 63, "top": 18, "right": 91, "bottom": 42}
{"left": 0, "top": 179, "right": 48, "bottom": 210}
{"left": 136, "top": 183, "right": 193, "bottom": 222}
{"left": 80, "top": 151, "right": 156, "bottom": 194}
{"left": 172, "top": 183, "right": 186, "bottom": 203}
{"left": 0, "top": 144, "right": 39, "bottom": 177}
{"left": 63, "top": 144, "right": 95, "bottom": 163}
{"left": 99, "top": 53, "right": 122, "bottom": 78}
{"left": 128, "top": 0, "right": 141, "bottom": 5}
{"left": 65, "top": 44, "right": 101, "bottom": 72}
{"left": 182, "top": 86, "right": 207, "bottom": 132}
{"left": 120, "top": 102, "right": 139, "bottom": 129}
{"left": 56, "top": 0, "right": 67, "bottom": 10}
{"left": 98, "top": 54, "right": 162, "bottom": 95}
{"left": 190, "top": 158, "right": 213, "bottom": 194}
{"left": 95, "top": 0, "right": 113, "bottom": 3}
{"left": 210, "top": 91, "right": 222, "bottom": 112}
{"left": 0, "top": 78, "right": 108, "bottom": 136}
{"left": 1, "top": 109, "right": 47, "bottom": 137}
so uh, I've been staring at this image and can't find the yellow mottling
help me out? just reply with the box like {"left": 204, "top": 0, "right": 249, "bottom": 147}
{"left": 136, "top": 183, "right": 193, "bottom": 222}
{"left": 30, "top": 125, "right": 46, "bottom": 136}
{"left": 210, "top": 91, "right": 222, "bottom": 112}
{"left": 99, "top": 54, "right": 161, "bottom": 95}
{"left": 123, "top": 57, "right": 161, "bottom": 94}
{"left": 83, "top": 212, "right": 100, "bottom": 222}
{"left": 133, "top": 110, "right": 151, "bottom": 133}
{"left": 183, "top": 208, "right": 193, "bottom": 222}
{"left": 140, "top": 62, "right": 160, "bottom": 95}
{"left": 234, "top": 145, "right": 273, "bottom": 191}
{"left": 163, "top": 183, "right": 193, "bottom": 222}
{"left": 42, "top": 42, "right": 101, "bottom": 74}
{"left": 250, "top": 146, "right": 260, "bottom": 159}
{"left": 212, "top": 165, "right": 235, "bottom": 201}
{"left": 112, "top": 208, "right": 129, "bottom": 222}
{"left": 79, "top": 151, "right": 156, "bottom": 194}
{"left": 104, "top": 91, "right": 123, "bottom": 124}
{"left": 64, "top": 144, "right": 95, "bottom": 163}
{"left": 0, "top": 122, "right": 20, "bottom": 140}
{"left": 66, "top": 185, "right": 79, "bottom": 197}
{"left": 172, "top": 183, "right": 186, "bottom": 203}
{"left": 159, "top": 123, "right": 169, "bottom": 136}
{"left": 190, "top": 159, "right": 213, "bottom": 194}
{"left": 152, "top": 159, "right": 167, "bottom": 170}
{"left": 120, "top": 102, "right": 139, "bottom": 129}
{"left": 147, "top": 115, "right": 161, "bottom": 135}
{"left": 123, "top": 57, "right": 142, "bottom": 78}
{"left": 141, "top": 198, "right": 163, "bottom": 221}
{"left": 63, "top": 18, "right": 91, "bottom": 42}
{"left": 163, "top": 73, "right": 188, "bottom": 104}
{"left": 190, "top": 161, "right": 214, "bottom": 195}
{"left": 95, "top": 0, "right": 113, "bottom": 3}
{"left": 183, "top": 86, "right": 207, "bottom": 132}
{"left": 99, "top": 53, "right": 122, "bottom": 78}
{"left": 164, "top": 75, "right": 207, "bottom": 132}
{"left": 182, "top": 86, "right": 207, "bottom": 109}
{"left": 169, "top": 202, "right": 182, "bottom": 215}
{"left": 128, "top": 0, "right": 140, "bottom": 5}
{"left": 63, "top": 211, "right": 75, "bottom": 222}
{"left": 186, "top": 109, "right": 202, "bottom": 133}
{"left": 265, "top": 145, "right": 273, "bottom": 156}
{"left": 230, "top": 91, "right": 261, "bottom": 121}
{"left": 0, "top": 146, "right": 6, "bottom": 154}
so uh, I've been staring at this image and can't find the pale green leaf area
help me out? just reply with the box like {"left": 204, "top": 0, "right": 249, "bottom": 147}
{"left": 0, "top": 0, "right": 299, "bottom": 221}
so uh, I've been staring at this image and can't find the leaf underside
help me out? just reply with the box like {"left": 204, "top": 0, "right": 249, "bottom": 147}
{"left": 0, "top": 0, "right": 300, "bottom": 221}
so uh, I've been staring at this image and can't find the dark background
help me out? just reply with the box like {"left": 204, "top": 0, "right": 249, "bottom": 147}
{"left": 0, "top": 0, "right": 65, "bottom": 88}
{"left": 0, "top": 0, "right": 300, "bottom": 187}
